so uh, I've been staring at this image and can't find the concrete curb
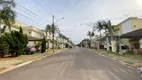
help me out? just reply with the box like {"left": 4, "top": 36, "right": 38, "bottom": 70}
{"left": 0, "top": 50, "right": 64, "bottom": 75}
{"left": 89, "top": 49, "right": 139, "bottom": 72}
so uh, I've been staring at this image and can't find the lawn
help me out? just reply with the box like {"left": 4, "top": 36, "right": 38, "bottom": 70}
{"left": 123, "top": 53, "right": 142, "bottom": 60}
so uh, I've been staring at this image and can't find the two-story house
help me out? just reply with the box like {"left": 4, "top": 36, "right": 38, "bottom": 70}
{"left": 112, "top": 17, "right": 142, "bottom": 54}
{"left": 23, "top": 26, "right": 45, "bottom": 47}
{"left": 0, "top": 22, "right": 23, "bottom": 33}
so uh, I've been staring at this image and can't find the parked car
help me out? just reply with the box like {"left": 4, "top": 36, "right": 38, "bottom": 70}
{"left": 140, "top": 67, "right": 142, "bottom": 80}
{"left": 25, "top": 46, "right": 36, "bottom": 54}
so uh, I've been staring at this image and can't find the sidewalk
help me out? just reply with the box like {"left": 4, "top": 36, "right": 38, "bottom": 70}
{"left": 91, "top": 49, "right": 142, "bottom": 70}
{"left": 0, "top": 49, "right": 66, "bottom": 73}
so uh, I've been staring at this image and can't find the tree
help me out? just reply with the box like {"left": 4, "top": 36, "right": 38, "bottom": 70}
{"left": 0, "top": 0, "right": 16, "bottom": 7}
{"left": 87, "top": 31, "right": 94, "bottom": 48}
{"left": 78, "top": 38, "right": 90, "bottom": 48}
{"left": 45, "top": 24, "right": 51, "bottom": 40}
{"left": 41, "top": 37, "right": 46, "bottom": 53}
{"left": 102, "top": 20, "right": 114, "bottom": 40}
{"left": 45, "top": 24, "right": 52, "bottom": 49}
{"left": 1, "top": 27, "right": 28, "bottom": 56}
{"left": 19, "top": 26, "right": 23, "bottom": 33}
{"left": 102, "top": 20, "right": 118, "bottom": 51}
{"left": 35, "top": 42, "right": 41, "bottom": 51}
{"left": 0, "top": 39, "right": 9, "bottom": 57}
{"left": 0, "top": 0, "right": 16, "bottom": 36}
{"left": 51, "top": 24, "right": 59, "bottom": 52}
{"left": 95, "top": 21, "right": 103, "bottom": 37}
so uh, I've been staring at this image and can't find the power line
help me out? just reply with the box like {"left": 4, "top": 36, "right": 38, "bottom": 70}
{"left": 62, "top": 0, "right": 81, "bottom": 18}
{"left": 16, "top": 11, "right": 45, "bottom": 27}
{"left": 32, "top": 0, "right": 54, "bottom": 16}
{"left": 70, "top": 0, "right": 92, "bottom": 16}
{"left": 58, "top": 0, "right": 92, "bottom": 24}
{"left": 16, "top": 3, "right": 51, "bottom": 23}
{"left": 56, "top": 0, "right": 81, "bottom": 24}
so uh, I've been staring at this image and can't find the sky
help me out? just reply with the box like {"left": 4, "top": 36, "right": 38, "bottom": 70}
{"left": 15, "top": 0, "right": 142, "bottom": 44}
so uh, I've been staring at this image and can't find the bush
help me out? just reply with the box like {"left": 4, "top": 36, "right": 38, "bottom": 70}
{"left": 41, "top": 38, "right": 46, "bottom": 53}
{"left": 35, "top": 42, "right": 41, "bottom": 51}
{"left": 0, "top": 42, "right": 9, "bottom": 57}
{"left": 1, "top": 27, "right": 28, "bottom": 57}
{"left": 132, "top": 41, "right": 140, "bottom": 49}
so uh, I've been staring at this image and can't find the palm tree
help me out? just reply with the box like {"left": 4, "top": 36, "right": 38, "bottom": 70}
{"left": 0, "top": 0, "right": 16, "bottom": 7}
{"left": 102, "top": 20, "right": 116, "bottom": 51}
{"left": 51, "top": 24, "right": 59, "bottom": 52}
{"left": 87, "top": 31, "right": 94, "bottom": 48}
{"left": 102, "top": 20, "right": 114, "bottom": 41}
{"left": 45, "top": 24, "right": 51, "bottom": 39}
{"left": 95, "top": 21, "right": 103, "bottom": 38}
{"left": 0, "top": 0, "right": 16, "bottom": 36}
{"left": 45, "top": 24, "right": 52, "bottom": 49}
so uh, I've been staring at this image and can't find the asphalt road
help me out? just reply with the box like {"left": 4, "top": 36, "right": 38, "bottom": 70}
{"left": 0, "top": 48, "right": 140, "bottom": 80}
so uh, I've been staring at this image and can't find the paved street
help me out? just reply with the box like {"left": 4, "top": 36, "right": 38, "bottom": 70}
{"left": 0, "top": 48, "right": 140, "bottom": 80}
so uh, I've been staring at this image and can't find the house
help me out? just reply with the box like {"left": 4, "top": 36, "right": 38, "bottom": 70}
{"left": 112, "top": 17, "right": 142, "bottom": 54}
{"left": 0, "top": 22, "right": 23, "bottom": 33}
{"left": 94, "top": 17, "right": 142, "bottom": 54}
{"left": 23, "top": 26, "right": 45, "bottom": 47}
{"left": 94, "top": 33, "right": 108, "bottom": 49}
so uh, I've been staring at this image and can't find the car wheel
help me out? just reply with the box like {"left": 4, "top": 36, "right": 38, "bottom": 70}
{"left": 0, "top": 55, "right": 4, "bottom": 58}
{"left": 31, "top": 52, "right": 34, "bottom": 54}
{"left": 140, "top": 72, "right": 142, "bottom": 79}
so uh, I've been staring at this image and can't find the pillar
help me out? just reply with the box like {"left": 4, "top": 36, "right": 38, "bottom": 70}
{"left": 111, "top": 40, "right": 117, "bottom": 52}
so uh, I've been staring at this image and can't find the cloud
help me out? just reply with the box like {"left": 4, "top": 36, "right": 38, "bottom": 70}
{"left": 15, "top": 0, "right": 142, "bottom": 44}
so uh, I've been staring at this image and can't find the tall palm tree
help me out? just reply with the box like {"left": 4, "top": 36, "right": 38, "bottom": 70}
{"left": 0, "top": 0, "right": 16, "bottom": 36}
{"left": 45, "top": 24, "right": 52, "bottom": 49}
{"left": 45, "top": 24, "right": 51, "bottom": 39}
{"left": 51, "top": 24, "right": 59, "bottom": 52}
{"left": 87, "top": 31, "right": 94, "bottom": 48}
{"left": 102, "top": 20, "right": 116, "bottom": 51}
{"left": 0, "top": 0, "right": 16, "bottom": 7}
{"left": 0, "top": 6, "right": 16, "bottom": 35}
{"left": 102, "top": 20, "right": 114, "bottom": 40}
{"left": 95, "top": 21, "right": 103, "bottom": 37}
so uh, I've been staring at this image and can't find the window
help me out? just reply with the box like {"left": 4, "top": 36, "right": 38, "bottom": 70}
{"left": 134, "top": 25, "right": 136, "bottom": 28}
{"left": 29, "top": 31, "right": 31, "bottom": 34}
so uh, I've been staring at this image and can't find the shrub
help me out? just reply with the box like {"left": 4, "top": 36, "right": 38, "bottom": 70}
{"left": 1, "top": 27, "right": 28, "bottom": 56}
{"left": 132, "top": 41, "right": 140, "bottom": 49}
{"left": 35, "top": 42, "right": 41, "bottom": 51}
{"left": 41, "top": 38, "right": 46, "bottom": 53}
{"left": 0, "top": 40, "right": 9, "bottom": 57}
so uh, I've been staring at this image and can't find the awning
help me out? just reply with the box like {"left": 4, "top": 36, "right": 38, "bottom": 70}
{"left": 96, "top": 36, "right": 106, "bottom": 41}
{"left": 120, "top": 28, "right": 142, "bottom": 38}
{"left": 27, "top": 35, "right": 42, "bottom": 41}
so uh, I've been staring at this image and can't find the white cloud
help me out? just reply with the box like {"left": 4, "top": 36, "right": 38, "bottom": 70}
{"left": 15, "top": 0, "right": 142, "bottom": 44}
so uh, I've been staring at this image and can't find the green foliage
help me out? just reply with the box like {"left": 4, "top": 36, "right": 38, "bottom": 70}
{"left": 87, "top": 31, "right": 94, "bottom": 48}
{"left": 77, "top": 38, "right": 90, "bottom": 47}
{"left": 45, "top": 24, "right": 59, "bottom": 52}
{"left": 0, "top": 6, "right": 16, "bottom": 32}
{"left": 0, "top": 0, "right": 16, "bottom": 35}
{"left": 0, "top": 40, "right": 9, "bottom": 57}
{"left": 0, "top": 0, "right": 16, "bottom": 8}
{"left": 19, "top": 26, "right": 23, "bottom": 33}
{"left": 124, "top": 61, "right": 134, "bottom": 65}
{"left": 41, "top": 37, "right": 46, "bottom": 53}
{"left": 1, "top": 27, "right": 28, "bottom": 56}
{"left": 35, "top": 42, "right": 41, "bottom": 50}
{"left": 132, "top": 41, "right": 140, "bottom": 49}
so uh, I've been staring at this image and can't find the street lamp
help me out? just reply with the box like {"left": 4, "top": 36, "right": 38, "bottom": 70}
{"left": 56, "top": 17, "right": 64, "bottom": 24}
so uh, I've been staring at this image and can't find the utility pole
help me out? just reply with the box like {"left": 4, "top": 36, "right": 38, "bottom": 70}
{"left": 52, "top": 15, "right": 55, "bottom": 53}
